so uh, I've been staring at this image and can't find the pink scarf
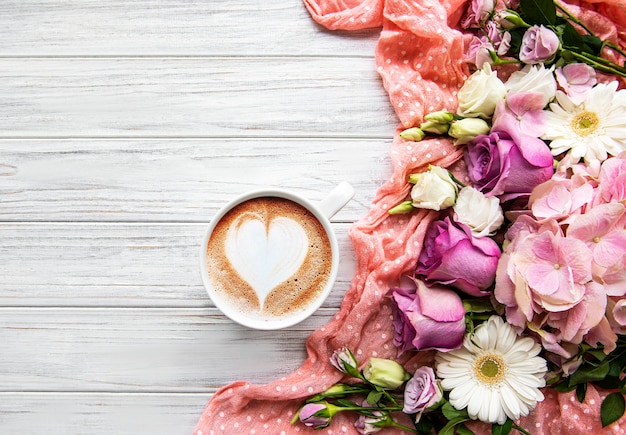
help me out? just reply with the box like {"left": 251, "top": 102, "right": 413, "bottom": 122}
{"left": 194, "top": 0, "right": 626, "bottom": 433}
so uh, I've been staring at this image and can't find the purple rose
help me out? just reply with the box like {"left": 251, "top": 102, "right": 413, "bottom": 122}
{"left": 403, "top": 367, "right": 443, "bottom": 416}
{"left": 465, "top": 130, "right": 554, "bottom": 201}
{"left": 519, "top": 25, "right": 560, "bottom": 64}
{"left": 416, "top": 217, "right": 501, "bottom": 296}
{"left": 390, "top": 277, "right": 466, "bottom": 353}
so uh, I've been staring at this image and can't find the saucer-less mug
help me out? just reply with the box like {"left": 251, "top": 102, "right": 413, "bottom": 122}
{"left": 200, "top": 182, "right": 354, "bottom": 330}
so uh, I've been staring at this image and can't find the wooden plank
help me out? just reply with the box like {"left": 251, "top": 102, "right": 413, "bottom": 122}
{"left": 0, "top": 58, "right": 396, "bottom": 138}
{"left": 0, "top": 139, "right": 391, "bottom": 222}
{"left": 0, "top": 1, "right": 379, "bottom": 57}
{"left": 0, "top": 223, "right": 357, "bottom": 308}
{"left": 0, "top": 392, "right": 208, "bottom": 435}
{"left": 0, "top": 307, "right": 334, "bottom": 392}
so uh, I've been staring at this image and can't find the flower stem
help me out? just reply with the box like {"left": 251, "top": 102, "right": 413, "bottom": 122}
{"left": 567, "top": 51, "right": 626, "bottom": 78}
{"left": 389, "top": 419, "right": 419, "bottom": 433}
{"left": 555, "top": 2, "right": 626, "bottom": 59}
{"left": 512, "top": 423, "right": 533, "bottom": 435}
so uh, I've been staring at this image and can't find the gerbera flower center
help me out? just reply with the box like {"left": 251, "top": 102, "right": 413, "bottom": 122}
{"left": 571, "top": 111, "right": 599, "bottom": 136}
{"left": 474, "top": 353, "right": 506, "bottom": 384}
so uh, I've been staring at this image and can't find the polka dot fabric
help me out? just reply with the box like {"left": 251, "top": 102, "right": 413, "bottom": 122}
{"left": 194, "top": 0, "right": 626, "bottom": 433}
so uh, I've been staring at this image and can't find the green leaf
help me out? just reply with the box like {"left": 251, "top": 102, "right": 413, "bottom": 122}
{"left": 569, "top": 360, "right": 610, "bottom": 386}
{"left": 415, "top": 416, "right": 435, "bottom": 435}
{"left": 457, "top": 424, "right": 475, "bottom": 435}
{"left": 582, "top": 34, "right": 603, "bottom": 56}
{"left": 439, "top": 417, "right": 470, "bottom": 435}
{"left": 492, "top": 419, "right": 513, "bottom": 435}
{"left": 576, "top": 383, "right": 587, "bottom": 403}
{"left": 601, "top": 393, "right": 626, "bottom": 427}
{"left": 442, "top": 402, "right": 468, "bottom": 420}
{"left": 520, "top": 0, "right": 557, "bottom": 25}
{"left": 552, "top": 381, "right": 577, "bottom": 393}
{"left": 594, "top": 376, "right": 620, "bottom": 390}
{"left": 366, "top": 390, "right": 383, "bottom": 405}
{"left": 559, "top": 22, "right": 584, "bottom": 51}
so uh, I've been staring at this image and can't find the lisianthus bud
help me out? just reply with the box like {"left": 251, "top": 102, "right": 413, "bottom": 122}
{"left": 448, "top": 118, "right": 490, "bottom": 144}
{"left": 493, "top": 10, "right": 528, "bottom": 29}
{"left": 399, "top": 127, "right": 426, "bottom": 141}
{"left": 424, "top": 110, "right": 455, "bottom": 123}
{"left": 297, "top": 402, "right": 334, "bottom": 429}
{"left": 354, "top": 407, "right": 390, "bottom": 434}
{"left": 388, "top": 200, "right": 416, "bottom": 215}
{"left": 330, "top": 347, "right": 358, "bottom": 375}
{"left": 362, "top": 358, "right": 410, "bottom": 389}
{"left": 409, "top": 165, "right": 458, "bottom": 211}
{"left": 420, "top": 120, "right": 450, "bottom": 134}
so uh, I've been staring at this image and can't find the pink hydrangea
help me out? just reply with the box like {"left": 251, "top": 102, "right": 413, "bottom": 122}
{"left": 494, "top": 218, "right": 610, "bottom": 351}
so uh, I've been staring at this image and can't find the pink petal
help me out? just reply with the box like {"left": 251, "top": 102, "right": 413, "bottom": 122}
{"left": 416, "top": 282, "right": 465, "bottom": 322}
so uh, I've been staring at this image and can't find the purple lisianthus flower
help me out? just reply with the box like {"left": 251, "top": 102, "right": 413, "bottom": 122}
{"left": 465, "top": 130, "right": 554, "bottom": 201}
{"left": 354, "top": 401, "right": 389, "bottom": 434}
{"left": 416, "top": 217, "right": 501, "bottom": 295}
{"left": 390, "top": 277, "right": 466, "bottom": 353}
{"left": 330, "top": 347, "right": 358, "bottom": 375}
{"left": 519, "top": 25, "right": 560, "bottom": 64}
{"left": 298, "top": 403, "right": 332, "bottom": 429}
{"left": 403, "top": 366, "right": 443, "bottom": 417}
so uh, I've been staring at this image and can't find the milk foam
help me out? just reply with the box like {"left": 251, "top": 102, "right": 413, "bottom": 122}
{"left": 224, "top": 215, "right": 308, "bottom": 310}
{"left": 205, "top": 196, "right": 333, "bottom": 321}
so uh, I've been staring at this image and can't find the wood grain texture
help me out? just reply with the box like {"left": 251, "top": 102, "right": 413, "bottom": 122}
{"left": 0, "top": 139, "right": 392, "bottom": 222}
{"left": 0, "top": 57, "right": 396, "bottom": 138}
{"left": 0, "top": 393, "right": 209, "bottom": 435}
{"left": 0, "top": 0, "right": 379, "bottom": 56}
{"left": 0, "top": 1, "right": 396, "bottom": 433}
{"left": 0, "top": 223, "right": 357, "bottom": 308}
{"left": 0, "top": 308, "right": 335, "bottom": 391}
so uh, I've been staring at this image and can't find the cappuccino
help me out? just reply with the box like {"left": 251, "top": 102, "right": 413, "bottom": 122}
{"left": 205, "top": 197, "right": 333, "bottom": 322}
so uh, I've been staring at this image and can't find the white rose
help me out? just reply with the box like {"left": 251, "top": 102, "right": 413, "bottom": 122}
{"left": 457, "top": 63, "right": 507, "bottom": 119}
{"left": 505, "top": 64, "right": 557, "bottom": 107}
{"left": 410, "top": 166, "right": 458, "bottom": 211}
{"left": 453, "top": 186, "right": 504, "bottom": 237}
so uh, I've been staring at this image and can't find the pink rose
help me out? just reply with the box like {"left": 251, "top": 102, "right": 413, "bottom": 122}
{"left": 416, "top": 217, "right": 501, "bottom": 295}
{"left": 402, "top": 367, "right": 442, "bottom": 416}
{"left": 390, "top": 277, "right": 466, "bottom": 353}
{"left": 464, "top": 131, "right": 554, "bottom": 201}
{"left": 519, "top": 25, "right": 560, "bottom": 64}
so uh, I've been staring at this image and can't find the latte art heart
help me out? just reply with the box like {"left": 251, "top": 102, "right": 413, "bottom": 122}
{"left": 225, "top": 215, "right": 309, "bottom": 310}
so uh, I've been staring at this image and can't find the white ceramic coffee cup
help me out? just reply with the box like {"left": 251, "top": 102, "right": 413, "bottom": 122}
{"left": 200, "top": 182, "right": 355, "bottom": 330}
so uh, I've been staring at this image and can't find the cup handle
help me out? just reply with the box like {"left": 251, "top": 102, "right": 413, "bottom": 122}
{"left": 317, "top": 182, "right": 355, "bottom": 220}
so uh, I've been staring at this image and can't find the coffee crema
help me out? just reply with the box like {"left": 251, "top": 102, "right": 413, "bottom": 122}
{"left": 205, "top": 197, "right": 333, "bottom": 321}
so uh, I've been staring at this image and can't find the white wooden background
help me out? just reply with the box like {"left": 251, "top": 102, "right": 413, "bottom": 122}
{"left": 0, "top": 2, "right": 399, "bottom": 434}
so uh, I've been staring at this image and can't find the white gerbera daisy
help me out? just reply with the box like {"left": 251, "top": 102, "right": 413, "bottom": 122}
{"left": 435, "top": 316, "right": 547, "bottom": 425}
{"left": 541, "top": 81, "right": 626, "bottom": 165}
